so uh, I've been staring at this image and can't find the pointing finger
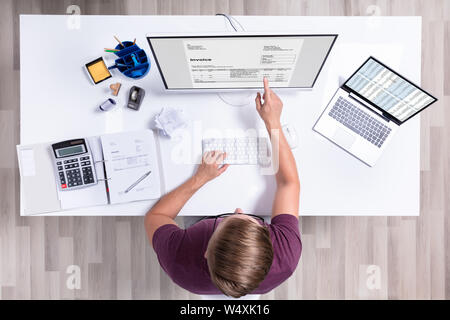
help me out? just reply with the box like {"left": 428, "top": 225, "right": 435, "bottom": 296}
{"left": 263, "top": 77, "right": 271, "bottom": 98}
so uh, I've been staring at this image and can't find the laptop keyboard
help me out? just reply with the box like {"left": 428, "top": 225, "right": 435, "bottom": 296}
{"left": 328, "top": 97, "right": 392, "bottom": 148}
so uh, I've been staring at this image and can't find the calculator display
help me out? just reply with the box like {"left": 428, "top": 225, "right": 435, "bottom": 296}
{"left": 56, "top": 145, "right": 86, "bottom": 158}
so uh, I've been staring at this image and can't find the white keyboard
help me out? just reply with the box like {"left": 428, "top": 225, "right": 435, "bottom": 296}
{"left": 202, "top": 137, "right": 271, "bottom": 165}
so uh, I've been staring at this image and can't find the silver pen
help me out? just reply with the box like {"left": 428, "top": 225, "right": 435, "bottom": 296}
{"left": 124, "top": 170, "right": 152, "bottom": 193}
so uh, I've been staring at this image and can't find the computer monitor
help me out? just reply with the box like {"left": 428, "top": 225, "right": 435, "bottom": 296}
{"left": 146, "top": 34, "right": 338, "bottom": 91}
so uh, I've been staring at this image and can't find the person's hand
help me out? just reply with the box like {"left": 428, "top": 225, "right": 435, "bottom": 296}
{"left": 255, "top": 77, "right": 283, "bottom": 128}
{"left": 195, "top": 151, "right": 229, "bottom": 185}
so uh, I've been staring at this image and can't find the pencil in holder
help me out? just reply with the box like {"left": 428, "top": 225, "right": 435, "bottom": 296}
{"left": 112, "top": 41, "right": 150, "bottom": 79}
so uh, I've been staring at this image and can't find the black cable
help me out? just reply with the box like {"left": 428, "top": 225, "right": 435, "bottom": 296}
{"left": 215, "top": 13, "right": 238, "bottom": 31}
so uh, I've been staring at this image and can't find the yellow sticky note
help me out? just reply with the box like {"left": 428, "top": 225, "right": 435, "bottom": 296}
{"left": 87, "top": 59, "right": 111, "bottom": 83}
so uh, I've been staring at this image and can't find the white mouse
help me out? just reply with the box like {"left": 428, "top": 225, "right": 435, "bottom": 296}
{"left": 282, "top": 123, "right": 298, "bottom": 149}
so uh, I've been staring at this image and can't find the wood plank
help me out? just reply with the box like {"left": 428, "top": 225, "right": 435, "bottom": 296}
{"left": 315, "top": 217, "right": 331, "bottom": 248}
{"left": 0, "top": 111, "right": 15, "bottom": 168}
{"left": 59, "top": 237, "right": 75, "bottom": 299}
{"left": 29, "top": 218, "right": 46, "bottom": 299}
{"left": 45, "top": 271, "right": 60, "bottom": 300}
{"left": 130, "top": 217, "right": 147, "bottom": 299}
{"left": 73, "top": 216, "right": 90, "bottom": 299}
{"left": 0, "top": 169, "right": 16, "bottom": 287}
{"left": 444, "top": 22, "right": 450, "bottom": 96}
{"left": 387, "top": 0, "right": 418, "bottom": 15}
{"left": 44, "top": 217, "right": 60, "bottom": 271}
{"left": 388, "top": 220, "right": 417, "bottom": 299}
{"left": 299, "top": 234, "right": 316, "bottom": 299}
{"left": 344, "top": 217, "right": 370, "bottom": 299}
{"left": 444, "top": 96, "right": 450, "bottom": 299}
{"left": 145, "top": 228, "right": 161, "bottom": 299}
{"left": 422, "top": 21, "right": 444, "bottom": 127}
{"left": 116, "top": 221, "right": 132, "bottom": 299}
{"left": 87, "top": 217, "right": 103, "bottom": 264}
{"left": 0, "top": 286, "right": 15, "bottom": 300}
{"left": 15, "top": 226, "right": 31, "bottom": 299}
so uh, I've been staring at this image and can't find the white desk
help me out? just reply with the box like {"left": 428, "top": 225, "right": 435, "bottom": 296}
{"left": 20, "top": 15, "right": 421, "bottom": 216}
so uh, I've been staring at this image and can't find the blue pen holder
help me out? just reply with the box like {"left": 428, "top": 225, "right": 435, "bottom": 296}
{"left": 113, "top": 41, "right": 150, "bottom": 79}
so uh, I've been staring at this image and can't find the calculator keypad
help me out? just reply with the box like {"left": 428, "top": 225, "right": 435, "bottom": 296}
{"left": 56, "top": 155, "right": 96, "bottom": 190}
{"left": 82, "top": 166, "right": 95, "bottom": 184}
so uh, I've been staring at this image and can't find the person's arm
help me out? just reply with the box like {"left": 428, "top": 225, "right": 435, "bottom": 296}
{"left": 145, "top": 151, "right": 229, "bottom": 246}
{"left": 255, "top": 78, "right": 300, "bottom": 219}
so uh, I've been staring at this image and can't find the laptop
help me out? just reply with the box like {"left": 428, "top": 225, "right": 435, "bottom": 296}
{"left": 313, "top": 56, "right": 437, "bottom": 166}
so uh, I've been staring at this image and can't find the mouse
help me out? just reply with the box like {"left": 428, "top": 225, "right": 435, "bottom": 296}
{"left": 282, "top": 124, "right": 298, "bottom": 149}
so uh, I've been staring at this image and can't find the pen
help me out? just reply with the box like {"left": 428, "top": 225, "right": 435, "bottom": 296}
{"left": 108, "top": 63, "right": 128, "bottom": 70}
{"left": 124, "top": 170, "right": 152, "bottom": 193}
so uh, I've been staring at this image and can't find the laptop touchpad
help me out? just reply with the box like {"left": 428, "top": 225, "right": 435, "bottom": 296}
{"left": 333, "top": 128, "right": 356, "bottom": 149}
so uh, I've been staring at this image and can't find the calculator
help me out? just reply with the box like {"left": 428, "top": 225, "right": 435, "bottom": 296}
{"left": 51, "top": 139, "right": 98, "bottom": 191}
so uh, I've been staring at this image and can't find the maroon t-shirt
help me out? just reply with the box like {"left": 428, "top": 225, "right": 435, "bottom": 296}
{"left": 152, "top": 214, "right": 302, "bottom": 295}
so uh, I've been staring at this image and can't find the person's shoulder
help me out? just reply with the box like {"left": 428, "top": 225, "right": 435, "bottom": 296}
{"left": 154, "top": 223, "right": 181, "bottom": 237}
{"left": 270, "top": 214, "right": 299, "bottom": 227}
{"left": 268, "top": 214, "right": 300, "bottom": 237}
{"left": 152, "top": 223, "right": 183, "bottom": 250}
{"left": 153, "top": 218, "right": 213, "bottom": 251}
{"left": 268, "top": 213, "right": 302, "bottom": 271}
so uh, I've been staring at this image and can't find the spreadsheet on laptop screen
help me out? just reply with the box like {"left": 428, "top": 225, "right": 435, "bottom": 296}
{"left": 345, "top": 58, "right": 436, "bottom": 122}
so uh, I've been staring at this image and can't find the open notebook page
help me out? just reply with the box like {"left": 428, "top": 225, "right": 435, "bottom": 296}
{"left": 100, "top": 130, "right": 161, "bottom": 204}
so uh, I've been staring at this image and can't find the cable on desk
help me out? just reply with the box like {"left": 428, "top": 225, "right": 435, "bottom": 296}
{"left": 215, "top": 13, "right": 245, "bottom": 32}
{"left": 216, "top": 13, "right": 251, "bottom": 107}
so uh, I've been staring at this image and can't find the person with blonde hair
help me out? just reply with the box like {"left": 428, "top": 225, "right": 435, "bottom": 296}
{"left": 145, "top": 78, "right": 301, "bottom": 298}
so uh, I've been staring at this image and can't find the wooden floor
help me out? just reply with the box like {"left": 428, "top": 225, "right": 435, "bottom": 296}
{"left": 0, "top": 0, "right": 449, "bottom": 300}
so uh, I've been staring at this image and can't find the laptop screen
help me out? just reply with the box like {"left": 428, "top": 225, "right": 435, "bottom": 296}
{"left": 344, "top": 57, "right": 437, "bottom": 123}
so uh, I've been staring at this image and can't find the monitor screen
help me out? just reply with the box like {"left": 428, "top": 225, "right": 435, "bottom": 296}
{"left": 147, "top": 34, "right": 337, "bottom": 89}
{"left": 344, "top": 57, "right": 437, "bottom": 122}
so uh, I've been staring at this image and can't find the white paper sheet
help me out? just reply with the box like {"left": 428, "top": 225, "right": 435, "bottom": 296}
{"left": 19, "top": 149, "right": 36, "bottom": 177}
{"left": 101, "top": 130, "right": 161, "bottom": 204}
{"left": 183, "top": 38, "right": 304, "bottom": 88}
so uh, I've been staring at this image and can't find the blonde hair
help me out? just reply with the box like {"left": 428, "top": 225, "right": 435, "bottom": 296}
{"left": 206, "top": 217, "right": 273, "bottom": 298}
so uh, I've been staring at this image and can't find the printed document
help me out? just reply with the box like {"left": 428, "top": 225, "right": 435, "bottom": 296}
{"left": 183, "top": 38, "right": 304, "bottom": 88}
{"left": 101, "top": 130, "right": 161, "bottom": 204}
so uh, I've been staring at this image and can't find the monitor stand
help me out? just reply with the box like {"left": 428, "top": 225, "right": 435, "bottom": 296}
{"left": 217, "top": 91, "right": 255, "bottom": 107}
